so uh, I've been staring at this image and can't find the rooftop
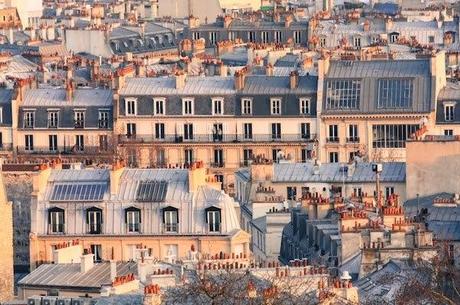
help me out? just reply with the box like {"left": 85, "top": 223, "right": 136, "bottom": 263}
{"left": 22, "top": 88, "right": 113, "bottom": 107}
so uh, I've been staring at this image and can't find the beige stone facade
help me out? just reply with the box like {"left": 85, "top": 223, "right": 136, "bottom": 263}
{"left": 0, "top": 167, "right": 14, "bottom": 302}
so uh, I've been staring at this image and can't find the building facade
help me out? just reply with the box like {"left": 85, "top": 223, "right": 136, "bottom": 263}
{"left": 29, "top": 162, "right": 250, "bottom": 269}
{"left": 0, "top": 164, "right": 14, "bottom": 302}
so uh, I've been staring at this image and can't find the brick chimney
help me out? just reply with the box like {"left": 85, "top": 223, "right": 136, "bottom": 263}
{"left": 234, "top": 67, "right": 247, "bottom": 90}
{"left": 66, "top": 81, "right": 74, "bottom": 102}
{"left": 289, "top": 70, "right": 299, "bottom": 89}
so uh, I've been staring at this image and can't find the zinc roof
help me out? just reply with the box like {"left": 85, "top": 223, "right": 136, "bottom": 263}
{"left": 272, "top": 162, "right": 405, "bottom": 183}
{"left": 18, "top": 262, "right": 137, "bottom": 289}
{"left": 22, "top": 88, "right": 113, "bottom": 107}
{"left": 327, "top": 59, "right": 430, "bottom": 79}
{"left": 119, "top": 76, "right": 236, "bottom": 96}
{"left": 0, "top": 89, "right": 13, "bottom": 105}
{"left": 242, "top": 75, "right": 317, "bottom": 94}
{"left": 437, "top": 83, "right": 460, "bottom": 101}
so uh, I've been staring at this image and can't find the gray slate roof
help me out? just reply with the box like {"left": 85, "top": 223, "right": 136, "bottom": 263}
{"left": 18, "top": 262, "right": 137, "bottom": 289}
{"left": 242, "top": 75, "right": 317, "bottom": 94}
{"left": 23, "top": 88, "right": 113, "bottom": 107}
{"left": 271, "top": 162, "right": 405, "bottom": 183}
{"left": 327, "top": 59, "right": 430, "bottom": 79}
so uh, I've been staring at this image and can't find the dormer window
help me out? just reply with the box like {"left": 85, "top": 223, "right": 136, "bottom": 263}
{"left": 74, "top": 111, "right": 85, "bottom": 128}
{"left": 163, "top": 207, "right": 178, "bottom": 233}
{"left": 154, "top": 98, "right": 165, "bottom": 115}
{"left": 444, "top": 103, "right": 455, "bottom": 121}
{"left": 48, "top": 111, "right": 59, "bottom": 128}
{"left": 271, "top": 98, "right": 282, "bottom": 115}
{"left": 125, "top": 99, "right": 137, "bottom": 116}
{"left": 212, "top": 98, "right": 224, "bottom": 115}
{"left": 299, "top": 98, "right": 310, "bottom": 115}
{"left": 182, "top": 98, "right": 194, "bottom": 115}
{"left": 206, "top": 207, "right": 221, "bottom": 232}
{"left": 48, "top": 207, "right": 65, "bottom": 234}
{"left": 241, "top": 98, "right": 252, "bottom": 115}
{"left": 125, "top": 207, "right": 141, "bottom": 233}
{"left": 24, "top": 111, "right": 34, "bottom": 128}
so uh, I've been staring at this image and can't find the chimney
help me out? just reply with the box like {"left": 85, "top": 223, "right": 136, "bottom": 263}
{"left": 223, "top": 15, "right": 233, "bottom": 29}
{"left": 175, "top": 72, "right": 186, "bottom": 89}
{"left": 363, "top": 20, "right": 370, "bottom": 32}
{"left": 80, "top": 253, "right": 95, "bottom": 273}
{"left": 110, "top": 261, "right": 117, "bottom": 282}
{"left": 110, "top": 160, "right": 125, "bottom": 196}
{"left": 219, "top": 64, "right": 228, "bottom": 77}
{"left": 9, "top": 27, "right": 13, "bottom": 44}
{"left": 188, "top": 161, "right": 207, "bottom": 192}
{"left": 385, "top": 18, "right": 393, "bottom": 31}
{"left": 266, "top": 64, "right": 274, "bottom": 76}
{"left": 285, "top": 15, "right": 293, "bottom": 28}
{"left": 234, "top": 68, "right": 247, "bottom": 90}
{"left": 66, "top": 81, "right": 74, "bottom": 102}
{"left": 289, "top": 70, "right": 299, "bottom": 89}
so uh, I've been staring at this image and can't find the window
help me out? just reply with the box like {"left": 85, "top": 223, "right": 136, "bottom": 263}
{"left": 287, "top": 186, "right": 297, "bottom": 200}
{"left": 328, "top": 125, "right": 339, "bottom": 142}
{"left": 206, "top": 207, "right": 221, "bottom": 232}
{"left": 243, "top": 123, "right": 253, "bottom": 140}
{"left": 271, "top": 98, "right": 282, "bottom": 115}
{"left": 163, "top": 207, "right": 178, "bottom": 233}
{"left": 184, "top": 123, "right": 194, "bottom": 140}
{"left": 48, "top": 207, "right": 64, "bottom": 234}
{"left": 243, "top": 149, "right": 253, "bottom": 166}
{"left": 212, "top": 123, "right": 223, "bottom": 142}
{"left": 274, "top": 31, "right": 282, "bottom": 43}
{"left": 209, "top": 31, "right": 217, "bottom": 45}
{"left": 75, "top": 135, "right": 84, "bottom": 151}
{"left": 377, "top": 79, "right": 413, "bottom": 108}
{"left": 428, "top": 36, "right": 434, "bottom": 43}
{"left": 272, "top": 149, "right": 281, "bottom": 162}
{"left": 125, "top": 207, "right": 141, "bottom": 233}
{"left": 348, "top": 124, "right": 359, "bottom": 142}
{"left": 25, "top": 134, "right": 33, "bottom": 151}
{"left": 229, "top": 32, "right": 236, "bottom": 41}
{"left": 184, "top": 149, "right": 193, "bottom": 165}
{"left": 353, "top": 36, "right": 361, "bottom": 48}
{"left": 154, "top": 99, "right": 165, "bottom": 115}
{"left": 248, "top": 31, "right": 256, "bottom": 42}
{"left": 372, "top": 124, "right": 419, "bottom": 148}
{"left": 125, "top": 99, "right": 137, "bottom": 116}
{"left": 156, "top": 149, "right": 166, "bottom": 166}
{"left": 155, "top": 123, "right": 165, "bottom": 139}
{"left": 326, "top": 80, "right": 361, "bottom": 110}
{"left": 99, "top": 135, "right": 108, "bottom": 151}
{"left": 0, "top": 132, "right": 2, "bottom": 148}
{"left": 293, "top": 31, "right": 301, "bottom": 44}
{"left": 385, "top": 187, "right": 395, "bottom": 199}
{"left": 271, "top": 123, "right": 281, "bottom": 140}
{"left": 74, "top": 111, "right": 85, "bottom": 128}
{"left": 445, "top": 104, "right": 455, "bottom": 121}
{"left": 0, "top": 107, "right": 3, "bottom": 123}
{"left": 301, "top": 148, "right": 312, "bottom": 162}
{"left": 389, "top": 32, "right": 399, "bottom": 43}
{"left": 319, "top": 37, "right": 326, "bottom": 47}
{"left": 329, "top": 152, "right": 339, "bottom": 163}
{"left": 98, "top": 111, "right": 109, "bottom": 128}
{"left": 301, "top": 123, "right": 311, "bottom": 139}
{"left": 299, "top": 98, "right": 310, "bottom": 115}
{"left": 241, "top": 98, "right": 252, "bottom": 115}
{"left": 213, "top": 149, "right": 224, "bottom": 167}
{"left": 212, "top": 99, "right": 224, "bottom": 115}
{"left": 90, "top": 244, "right": 102, "bottom": 262}
{"left": 24, "top": 111, "right": 34, "bottom": 128}
{"left": 444, "top": 129, "right": 454, "bottom": 136}
{"left": 349, "top": 151, "right": 359, "bottom": 162}
{"left": 192, "top": 32, "right": 200, "bottom": 40}
{"left": 182, "top": 99, "right": 194, "bottom": 115}
{"left": 215, "top": 175, "right": 224, "bottom": 190}
{"left": 127, "top": 123, "right": 136, "bottom": 138}
{"left": 353, "top": 187, "right": 363, "bottom": 197}
{"left": 87, "top": 207, "right": 102, "bottom": 234}
{"left": 261, "top": 31, "right": 269, "bottom": 43}
{"left": 49, "top": 135, "right": 58, "bottom": 152}
{"left": 48, "top": 111, "right": 58, "bottom": 128}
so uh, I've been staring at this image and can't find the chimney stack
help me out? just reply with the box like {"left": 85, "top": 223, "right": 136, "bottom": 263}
{"left": 66, "top": 81, "right": 74, "bottom": 102}
{"left": 234, "top": 68, "right": 247, "bottom": 91}
{"left": 285, "top": 15, "right": 293, "bottom": 28}
{"left": 266, "top": 64, "right": 274, "bottom": 76}
{"left": 289, "top": 70, "right": 299, "bottom": 89}
{"left": 80, "top": 252, "right": 95, "bottom": 273}
{"left": 174, "top": 72, "right": 186, "bottom": 89}
{"left": 110, "top": 260, "right": 117, "bottom": 282}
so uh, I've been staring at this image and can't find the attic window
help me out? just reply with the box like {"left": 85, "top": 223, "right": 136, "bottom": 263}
{"left": 50, "top": 183, "right": 107, "bottom": 202}
{"left": 135, "top": 180, "right": 168, "bottom": 202}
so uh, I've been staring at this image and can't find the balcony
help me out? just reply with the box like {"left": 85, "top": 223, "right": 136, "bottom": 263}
{"left": 16, "top": 145, "right": 114, "bottom": 155}
{"left": 346, "top": 137, "right": 360, "bottom": 143}
{"left": 0, "top": 143, "right": 13, "bottom": 152}
{"left": 126, "top": 223, "right": 141, "bottom": 233}
{"left": 74, "top": 120, "right": 85, "bottom": 129}
{"left": 87, "top": 223, "right": 102, "bottom": 235}
{"left": 326, "top": 137, "right": 340, "bottom": 143}
{"left": 48, "top": 224, "right": 65, "bottom": 235}
{"left": 118, "top": 134, "right": 317, "bottom": 144}
{"left": 163, "top": 223, "right": 178, "bottom": 233}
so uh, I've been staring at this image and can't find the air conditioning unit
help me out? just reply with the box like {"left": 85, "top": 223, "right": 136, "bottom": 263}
{"left": 27, "top": 297, "right": 41, "bottom": 305}
{"left": 42, "top": 297, "right": 57, "bottom": 305}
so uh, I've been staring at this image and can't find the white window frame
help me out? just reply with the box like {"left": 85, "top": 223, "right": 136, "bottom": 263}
{"left": 153, "top": 98, "right": 165, "bottom": 116}
{"left": 261, "top": 31, "right": 269, "bottom": 44}
{"left": 48, "top": 111, "right": 59, "bottom": 128}
{"left": 299, "top": 98, "right": 310, "bottom": 115}
{"left": 74, "top": 111, "right": 85, "bottom": 128}
{"left": 49, "top": 134, "right": 58, "bottom": 152}
{"left": 241, "top": 98, "right": 252, "bottom": 115}
{"left": 353, "top": 36, "right": 361, "bottom": 48}
{"left": 0, "top": 107, "right": 3, "bottom": 124}
{"left": 293, "top": 30, "right": 301, "bottom": 44}
{"left": 75, "top": 135, "right": 84, "bottom": 151}
{"left": 182, "top": 98, "right": 194, "bottom": 115}
{"left": 126, "top": 210, "right": 140, "bottom": 233}
{"left": 444, "top": 103, "right": 455, "bottom": 121}
{"left": 207, "top": 210, "right": 220, "bottom": 232}
{"left": 125, "top": 98, "right": 137, "bottom": 116}
{"left": 274, "top": 31, "right": 282, "bottom": 43}
{"left": 271, "top": 98, "right": 282, "bottom": 115}
{"left": 212, "top": 98, "right": 224, "bottom": 115}
{"left": 24, "top": 111, "right": 35, "bottom": 128}
{"left": 25, "top": 134, "right": 33, "bottom": 151}
{"left": 319, "top": 37, "right": 326, "bottom": 48}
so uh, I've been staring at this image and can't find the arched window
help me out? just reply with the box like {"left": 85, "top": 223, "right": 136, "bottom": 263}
{"left": 125, "top": 207, "right": 141, "bottom": 233}
{"left": 48, "top": 207, "right": 65, "bottom": 234}
{"left": 86, "top": 207, "right": 102, "bottom": 234}
{"left": 163, "top": 206, "right": 179, "bottom": 233}
{"left": 205, "top": 206, "right": 221, "bottom": 232}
